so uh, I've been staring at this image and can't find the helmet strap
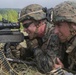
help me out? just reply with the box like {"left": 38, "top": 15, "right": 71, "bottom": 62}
{"left": 33, "top": 26, "right": 39, "bottom": 37}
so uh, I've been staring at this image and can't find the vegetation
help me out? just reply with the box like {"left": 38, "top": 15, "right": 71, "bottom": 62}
{"left": 0, "top": 8, "right": 21, "bottom": 22}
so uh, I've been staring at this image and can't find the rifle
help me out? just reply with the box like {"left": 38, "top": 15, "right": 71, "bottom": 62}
{"left": 0, "top": 18, "right": 38, "bottom": 75}
{"left": 6, "top": 58, "right": 36, "bottom": 66}
{"left": 0, "top": 18, "right": 25, "bottom": 75}
{"left": 0, "top": 18, "right": 24, "bottom": 43}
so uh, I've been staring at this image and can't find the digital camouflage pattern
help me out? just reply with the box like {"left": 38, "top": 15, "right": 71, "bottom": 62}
{"left": 18, "top": 3, "right": 63, "bottom": 75}
{"left": 19, "top": 22, "right": 62, "bottom": 74}
{"left": 18, "top": 3, "right": 63, "bottom": 74}
{"left": 66, "top": 37, "right": 76, "bottom": 71}
{"left": 53, "top": 1, "right": 76, "bottom": 74}
{"left": 32, "top": 22, "right": 63, "bottom": 73}
{"left": 53, "top": 1, "right": 76, "bottom": 24}
{"left": 19, "top": 4, "right": 46, "bottom": 22}
{"left": 0, "top": 42, "right": 46, "bottom": 75}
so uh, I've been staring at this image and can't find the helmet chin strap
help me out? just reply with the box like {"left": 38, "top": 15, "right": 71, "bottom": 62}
{"left": 33, "top": 26, "right": 39, "bottom": 38}
{"left": 67, "top": 25, "right": 76, "bottom": 41}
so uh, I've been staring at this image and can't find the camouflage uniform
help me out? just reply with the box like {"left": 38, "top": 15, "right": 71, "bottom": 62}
{"left": 33, "top": 22, "right": 63, "bottom": 73}
{"left": 18, "top": 4, "right": 63, "bottom": 74}
{"left": 53, "top": 1, "right": 76, "bottom": 75}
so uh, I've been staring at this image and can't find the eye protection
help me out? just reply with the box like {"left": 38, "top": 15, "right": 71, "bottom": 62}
{"left": 23, "top": 22, "right": 33, "bottom": 28}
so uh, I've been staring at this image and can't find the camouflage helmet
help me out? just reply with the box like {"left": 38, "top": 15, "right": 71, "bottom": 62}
{"left": 18, "top": 4, "right": 46, "bottom": 22}
{"left": 53, "top": 1, "right": 76, "bottom": 24}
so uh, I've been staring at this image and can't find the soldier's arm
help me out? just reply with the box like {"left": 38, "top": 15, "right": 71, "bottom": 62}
{"left": 31, "top": 34, "right": 63, "bottom": 73}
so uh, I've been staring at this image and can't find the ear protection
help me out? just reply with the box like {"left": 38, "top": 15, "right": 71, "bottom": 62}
{"left": 42, "top": 7, "right": 54, "bottom": 23}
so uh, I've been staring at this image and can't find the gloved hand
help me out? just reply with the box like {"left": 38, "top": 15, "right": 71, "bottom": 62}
{"left": 26, "top": 39, "right": 39, "bottom": 50}
{"left": 9, "top": 43, "right": 21, "bottom": 58}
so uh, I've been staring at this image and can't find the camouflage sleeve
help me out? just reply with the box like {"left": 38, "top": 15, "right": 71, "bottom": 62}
{"left": 34, "top": 48, "right": 53, "bottom": 73}
{"left": 47, "top": 34, "right": 64, "bottom": 61}
{"left": 33, "top": 34, "right": 63, "bottom": 73}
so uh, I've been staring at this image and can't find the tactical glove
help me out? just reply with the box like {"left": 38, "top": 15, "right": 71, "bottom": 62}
{"left": 26, "top": 39, "right": 39, "bottom": 51}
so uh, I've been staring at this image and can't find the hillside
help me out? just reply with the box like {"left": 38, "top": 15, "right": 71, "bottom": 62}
{"left": 0, "top": 8, "right": 21, "bottom": 22}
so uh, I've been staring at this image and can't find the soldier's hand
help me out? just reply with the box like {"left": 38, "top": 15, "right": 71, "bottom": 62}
{"left": 10, "top": 43, "right": 27, "bottom": 58}
{"left": 54, "top": 58, "right": 64, "bottom": 69}
{"left": 26, "top": 39, "right": 39, "bottom": 49}
{"left": 10, "top": 44, "right": 20, "bottom": 58}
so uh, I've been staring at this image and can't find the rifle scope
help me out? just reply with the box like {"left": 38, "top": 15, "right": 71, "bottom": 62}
{"left": 0, "top": 18, "right": 20, "bottom": 29}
